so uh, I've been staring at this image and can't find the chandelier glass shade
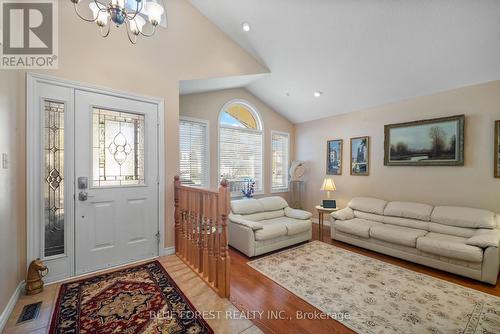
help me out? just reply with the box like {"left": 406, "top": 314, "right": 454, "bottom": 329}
{"left": 70, "top": 0, "right": 166, "bottom": 44}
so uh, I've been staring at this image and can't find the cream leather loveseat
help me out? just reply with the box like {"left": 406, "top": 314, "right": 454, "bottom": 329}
{"left": 228, "top": 197, "right": 312, "bottom": 257}
{"left": 330, "top": 197, "right": 500, "bottom": 284}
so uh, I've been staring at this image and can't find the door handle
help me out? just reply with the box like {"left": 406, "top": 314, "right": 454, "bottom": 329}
{"left": 79, "top": 191, "right": 88, "bottom": 201}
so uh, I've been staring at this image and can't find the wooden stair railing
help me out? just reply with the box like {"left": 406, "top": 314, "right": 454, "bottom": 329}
{"left": 174, "top": 176, "right": 230, "bottom": 298}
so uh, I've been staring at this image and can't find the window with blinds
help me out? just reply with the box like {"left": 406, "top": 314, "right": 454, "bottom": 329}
{"left": 219, "top": 100, "right": 263, "bottom": 196}
{"left": 179, "top": 118, "right": 209, "bottom": 187}
{"left": 271, "top": 131, "right": 290, "bottom": 192}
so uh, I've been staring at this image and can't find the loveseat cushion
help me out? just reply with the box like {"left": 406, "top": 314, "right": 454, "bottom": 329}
{"left": 228, "top": 214, "right": 264, "bottom": 230}
{"left": 431, "top": 206, "right": 496, "bottom": 229}
{"left": 348, "top": 197, "right": 387, "bottom": 215}
{"left": 285, "top": 219, "right": 312, "bottom": 236}
{"left": 417, "top": 234, "right": 483, "bottom": 263}
{"left": 231, "top": 199, "right": 264, "bottom": 215}
{"left": 369, "top": 225, "right": 427, "bottom": 247}
{"left": 334, "top": 218, "right": 382, "bottom": 238}
{"left": 254, "top": 221, "right": 288, "bottom": 241}
{"left": 384, "top": 201, "right": 433, "bottom": 221}
{"left": 284, "top": 207, "right": 312, "bottom": 220}
{"left": 466, "top": 229, "right": 500, "bottom": 248}
{"left": 384, "top": 216, "right": 430, "bottom": 231}
{"left": 259, "top": 196, "right": 289, "bottom": 211}
{"left": 242, "top": 210, "right": 284, "bottom": 222}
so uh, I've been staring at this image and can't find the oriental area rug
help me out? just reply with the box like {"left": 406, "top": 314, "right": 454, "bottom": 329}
{"left": 49, "top": 261, "right": 213, "bottom": 334}
{"left": 248, "top": 241, "right": 500, "bottom": 334}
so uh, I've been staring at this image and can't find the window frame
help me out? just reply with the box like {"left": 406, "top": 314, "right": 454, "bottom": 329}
{"left": 270, "top": 130, "right": 291, "bottom": 193}
{"left": 218, "top": 99, "right": 264, "bottom": 197}
{"left": 179, "top": 116, "right": 211, "bottom": 189}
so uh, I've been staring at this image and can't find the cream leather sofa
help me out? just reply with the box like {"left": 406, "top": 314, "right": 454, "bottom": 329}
{"left": 330, "top": 197, "right": 500, "bottom": 284}
{"left": 228, "top": 196, "right": 312, "bottom": 257}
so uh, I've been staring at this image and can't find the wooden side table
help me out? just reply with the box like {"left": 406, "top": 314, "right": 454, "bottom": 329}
{"left": 315, "top": 205, "right": 338, "bottom": 241}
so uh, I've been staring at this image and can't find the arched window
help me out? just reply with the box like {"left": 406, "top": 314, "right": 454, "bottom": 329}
{"left": 219, "top": 100, "right": 263, "bottom": 195}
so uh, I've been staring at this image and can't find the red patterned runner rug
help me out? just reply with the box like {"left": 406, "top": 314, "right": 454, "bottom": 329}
{"left": 49, "top": 260, "right": 213, "bottom": 334}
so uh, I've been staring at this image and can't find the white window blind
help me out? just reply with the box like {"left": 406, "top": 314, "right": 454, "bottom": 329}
{"left": 179, "top": 118, "right": 209, "bottom": 187}
{"left": 219, "top": 127, "right": 263, "bottom": 195}
{"left": 271, "top": 131, "right": 290, "bottom": 192}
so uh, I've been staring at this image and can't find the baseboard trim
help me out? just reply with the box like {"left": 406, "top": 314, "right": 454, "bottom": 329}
{"left": 162, "top": 246, "right": 175, "bottom": 256}
{"left": 312, "top": 217, "right": 330, "bottom": 226}
{"left": 0, "top": 281, "right": 24, "bottom": 332}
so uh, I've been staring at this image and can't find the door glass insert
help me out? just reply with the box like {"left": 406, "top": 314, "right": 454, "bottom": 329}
{"left": 44, "top": 100, "right": 65, "bottom": 257}
{"left": 92, "top": 108, "right": 145, "bottom": 186}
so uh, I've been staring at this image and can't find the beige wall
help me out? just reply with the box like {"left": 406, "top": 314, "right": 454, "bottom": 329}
{"left": 296, "top": 80, "right": 500, "bottom": 216}
{"left": 180, "top": 88, "right": 295, "bottom": 198}
{"left": 0, "top": 72, "right": 24, "bottom": 313}
{"left": 0, "top": 0, "right": 266, "bottom": 314}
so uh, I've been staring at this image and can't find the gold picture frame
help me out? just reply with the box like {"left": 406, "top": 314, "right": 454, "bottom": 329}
{"left": 350, "top": 136, "right": 370, "bottom": 176}
{"left": 495, "top": 121, "right": 500, "bottom": 178}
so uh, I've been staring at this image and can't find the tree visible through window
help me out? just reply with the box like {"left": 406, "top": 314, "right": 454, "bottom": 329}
{"left": 219, "top": 100, "right": 263, "bottom": 196}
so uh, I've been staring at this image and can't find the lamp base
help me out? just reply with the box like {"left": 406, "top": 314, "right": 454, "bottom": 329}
{"left": 322, "top": 199, "right": 336, "bottom": 209}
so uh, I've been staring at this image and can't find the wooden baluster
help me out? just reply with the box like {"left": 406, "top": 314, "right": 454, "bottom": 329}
{"left": 209, "top": 193, "right": 217, "bottom": 284}
{"left": 201, "top": 193, "right": 209, "bottom": 276}
{"left": 217, "top": 179, "right": 230, "bottom": 297}
{"left": 174, "top": 176, "right": 181, "bottom": 256}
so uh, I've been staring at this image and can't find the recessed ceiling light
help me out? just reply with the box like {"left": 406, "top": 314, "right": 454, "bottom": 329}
{"left": 314, "top": 91, "right": 323, "bottom": 98}
{"left": 242, "top": 22, "right": 251, "bottom": 32}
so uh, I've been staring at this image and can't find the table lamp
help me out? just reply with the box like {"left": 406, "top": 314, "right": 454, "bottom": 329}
{"left": 320, "top": 177, "right": 337, "bottom": 208}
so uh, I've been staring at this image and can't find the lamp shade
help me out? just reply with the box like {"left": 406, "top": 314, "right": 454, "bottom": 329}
{"left": 320, "top": 177, "right": 336, "bottom": 192}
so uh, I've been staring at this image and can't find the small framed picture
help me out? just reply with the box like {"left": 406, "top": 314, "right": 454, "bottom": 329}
{"left": 495, "top": 121, "right": 500, "bottom": 178}
{"left": 326, "top": 139, "right": 342, "bottom": 175}
{"left": 350, "top": 136, "right": 370, "bottom": 176}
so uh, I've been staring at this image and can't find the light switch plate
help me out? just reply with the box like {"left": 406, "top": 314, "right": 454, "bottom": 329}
{"left": 1, "top": 153, "right": 7, "bottom": 169}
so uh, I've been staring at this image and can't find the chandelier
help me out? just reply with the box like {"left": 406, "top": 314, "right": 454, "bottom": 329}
{"left": 70, "top": 0, "right": 165, "bottom": 44}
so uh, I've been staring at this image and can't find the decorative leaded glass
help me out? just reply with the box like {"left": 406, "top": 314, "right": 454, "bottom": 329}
{"left": 92, "top": 108, "right": 145, "bottom": 186}
{"left": 44, "top": 100, "right": 65, "bottom": 257}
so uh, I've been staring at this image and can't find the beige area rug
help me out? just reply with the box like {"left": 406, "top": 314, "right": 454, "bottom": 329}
{"left": 248, "top": 241, "right": 500, "bottom": 334}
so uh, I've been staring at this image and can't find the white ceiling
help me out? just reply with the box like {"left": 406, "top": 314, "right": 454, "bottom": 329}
{"left": 189, "top": 0, "right": 500, "bottom": 123}
{"left": 180, "top": 73, "right": 269, "bottom": 95}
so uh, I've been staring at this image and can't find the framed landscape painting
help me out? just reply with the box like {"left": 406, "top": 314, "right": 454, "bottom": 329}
{"left": 384, "top": 115, "right": 465, "bottom": 166}
{"left": 327, "top": 139, "right": 342, "bottom": 175}
{"left": 350, "top": 136, "right": 369, "bottom": 176}
{"left": 495, "top": 121, "right": 500, "bottom": 178}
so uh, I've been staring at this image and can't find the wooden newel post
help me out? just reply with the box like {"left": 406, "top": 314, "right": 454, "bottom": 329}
{"left": 174, "top": 176, "right": 181, "bottom": 256}
{"left": 217, "top": 179, "right": 231, "bottom": 298}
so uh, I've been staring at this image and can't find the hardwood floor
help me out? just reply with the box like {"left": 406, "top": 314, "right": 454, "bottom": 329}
{"left": 229, "top": 223, "right": 500, "bottom": 334}
{"left": 4, "top": 223, "right": 499, "bottom": 334}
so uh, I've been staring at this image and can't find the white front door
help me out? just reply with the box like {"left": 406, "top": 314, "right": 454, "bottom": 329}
{"left": 74, "top": 90, "right": 159, "bottom": 275}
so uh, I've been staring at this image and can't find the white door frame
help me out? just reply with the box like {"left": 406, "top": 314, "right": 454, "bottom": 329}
{"left": 26, "top": 73, "right": 165, "bottom": 282}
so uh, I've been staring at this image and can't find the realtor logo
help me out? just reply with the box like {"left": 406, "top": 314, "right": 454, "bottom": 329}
{"left": 1, "top": 0, "right": 58, "bottom": 69}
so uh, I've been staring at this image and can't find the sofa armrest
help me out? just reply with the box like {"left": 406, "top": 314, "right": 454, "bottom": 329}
{"left": 228, "top": 214, "right": 264, "bottom": 231}
{"left": 466, "top": 229, "right": 500, "bottom": 248}
{"left": 331, "top": 207, "right": 354, "bottom": 221}
{"left": 284, "top": 207, "right": 312, "bottom": 220}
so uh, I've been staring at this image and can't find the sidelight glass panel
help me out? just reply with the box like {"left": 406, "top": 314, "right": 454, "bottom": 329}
{"left": 92, "top": 108, "right": 145, "bottom": 187}
{"left": 44, "top": 100, "right": 65, "bottom": 257}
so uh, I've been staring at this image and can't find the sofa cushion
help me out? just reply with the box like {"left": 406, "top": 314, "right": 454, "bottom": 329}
{"left": 228, "top": 214, "right": 264, "bottom": 230}
{"left": 384, "top": 201, "right": 433, "bottom": 221}
{"left": 331, "top": 207, "right": 354, "bottom": 221}
{"left": 284, "top": 207, "right": 312, "bottom": 220}
{"left": 334, "top": 218, "right": 382, "bottom": 238}
{"left": 417, "top": 234, "right": 483, "bottom": 263}
{"left": 384, "top": 216, "right": 430, "bottom": 231}
{"left": 431, "top": 206, "right": 495, "bottom": 229}
{"left": 254, "top": 221, "right": 288, "bottom": 241}
{"left": 242, "top": 210, "right": 284, "bottom": 222}
{"left": 348, "top": 197, "right": 387, "bottom": 215}
{"left": 285, "top": 219, "right": 312, "bottom": 236}
{"left": 369, "top": 225, "right": 427, "bottom": 247}
{"left": 354, "top": 210, "right": 385, "bottom": 223}
{"left": 258, "top": 196, "right": 289, "bottom": 211}
{"left": 231, "top": 199, "right": 264, "bottom": 215}
{"left": 429, "top": 222, "right": 475, "bottom": 238}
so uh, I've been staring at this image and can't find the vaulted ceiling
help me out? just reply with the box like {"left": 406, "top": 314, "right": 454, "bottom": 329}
{"left": 189, "top": 0, "right": 500, "bottom": 123}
